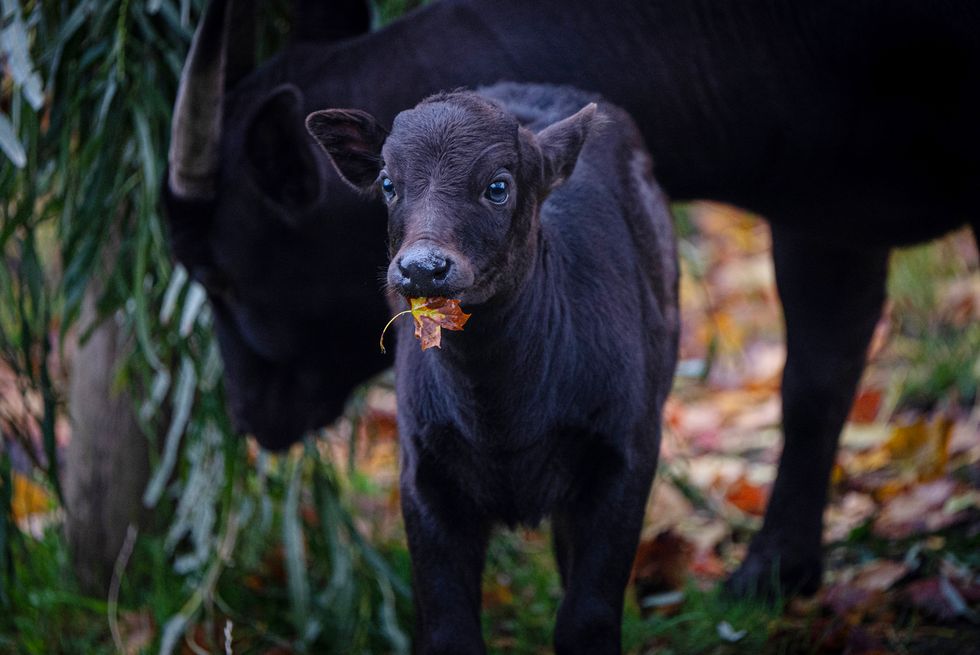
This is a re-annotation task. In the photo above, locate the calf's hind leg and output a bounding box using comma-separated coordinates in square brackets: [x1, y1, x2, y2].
[726, 226, 889, 598]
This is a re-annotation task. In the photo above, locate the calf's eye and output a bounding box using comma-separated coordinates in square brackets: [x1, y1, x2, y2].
[380, 175, 396, 202]
[485, 180, 508, 204]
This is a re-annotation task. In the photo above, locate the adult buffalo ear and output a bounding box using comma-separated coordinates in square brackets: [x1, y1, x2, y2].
[245, 84, 321, 211]
[305, 109, 388, 191]
[537, 102, 597, 190]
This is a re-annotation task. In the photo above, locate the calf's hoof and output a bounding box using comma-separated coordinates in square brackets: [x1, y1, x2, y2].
[417, 638, 485, 655]
[554, 604, 622, 655]
[723, 544, 822, 602]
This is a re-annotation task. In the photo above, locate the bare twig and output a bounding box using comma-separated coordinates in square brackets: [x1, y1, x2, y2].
[108, 523, 139, 654]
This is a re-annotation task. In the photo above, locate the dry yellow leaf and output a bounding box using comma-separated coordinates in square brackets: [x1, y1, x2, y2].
[11, 472, 52, 521]
[885, 416, 952, 481]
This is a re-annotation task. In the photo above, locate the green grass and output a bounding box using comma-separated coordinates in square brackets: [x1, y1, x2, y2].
[887, 232, 979, 410]
[625, 586, 787, 655]
[0, 530, 112, 654]
[478, 527, 786, 655]
[0, 451, 415, 654]
[482, 529, 562, 652]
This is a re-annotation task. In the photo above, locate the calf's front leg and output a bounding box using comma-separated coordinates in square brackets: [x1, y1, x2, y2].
[401, 448, 490, 655]
[727, 225, 889, 598]
[551, 435, 658, 655]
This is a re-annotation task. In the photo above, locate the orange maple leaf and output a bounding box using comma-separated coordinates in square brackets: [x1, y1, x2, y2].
[725, 476, 769, 516]
[379, 297, 471, 352]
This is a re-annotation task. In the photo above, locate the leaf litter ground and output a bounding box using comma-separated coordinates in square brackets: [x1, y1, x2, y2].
[330, 203, 979, 654]
[4, 204, 977, 654]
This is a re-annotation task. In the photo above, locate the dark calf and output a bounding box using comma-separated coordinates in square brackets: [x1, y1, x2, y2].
[307, 83, 678, 654]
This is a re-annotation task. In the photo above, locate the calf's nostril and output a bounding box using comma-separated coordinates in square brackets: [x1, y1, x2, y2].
[431, 257, 449, 280]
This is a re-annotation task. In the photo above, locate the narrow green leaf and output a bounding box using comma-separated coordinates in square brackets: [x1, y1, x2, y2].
[132, 108, 157, 189]
[178, 282, 207, 336]
[158, 613, 190, 655]
[313, 460, 353, 608]
[160, 263, 188, 324]
[39, 330, 65, 505]
[47, 1, 95, 83]
[199, 338, 223, 391]
[139, 368, 171, 422]
[0, 453, 12, 608]
[284, 456, 311, 640]
[95, 76, 118, 134]
[0, 114, 26, 169]
[143, 356, 197, 507]
[0, 0, 45, 109]
[378, 577, 410, 654]
[131, 182, 164, 371]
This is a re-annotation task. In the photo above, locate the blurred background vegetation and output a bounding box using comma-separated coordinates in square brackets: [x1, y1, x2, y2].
[1, 1, 977, 654]
[1, 1, 423, 652]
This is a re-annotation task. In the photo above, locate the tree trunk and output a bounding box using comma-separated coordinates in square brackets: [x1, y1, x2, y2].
[63, 275, 149, 596]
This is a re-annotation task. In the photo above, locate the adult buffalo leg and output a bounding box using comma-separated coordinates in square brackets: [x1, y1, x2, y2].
[727, 225, 890, 598]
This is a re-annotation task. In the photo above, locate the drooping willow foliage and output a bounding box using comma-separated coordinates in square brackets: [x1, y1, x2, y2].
[1, 1, 413, 652]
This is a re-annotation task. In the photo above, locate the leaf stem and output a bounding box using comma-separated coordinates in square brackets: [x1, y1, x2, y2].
[379, 309, 413, 353]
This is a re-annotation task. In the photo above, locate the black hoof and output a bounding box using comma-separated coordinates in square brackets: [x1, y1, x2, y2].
[723, 547, 822, 602]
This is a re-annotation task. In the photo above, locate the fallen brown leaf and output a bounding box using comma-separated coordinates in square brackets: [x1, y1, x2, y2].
[642, 480, 696, 539]
[873, 478, 962, 539]
[884, 416, 952, 481]
[824, 491, 877, 543]
[632, 530, 694, 599]
[850, 388, 884, 424]
[821, 583, 877, 623]
[850, 560, 909, 592]
[724, 476, 769, 516]
[690, 551, 726, 579]
[903, 576, 980, 622]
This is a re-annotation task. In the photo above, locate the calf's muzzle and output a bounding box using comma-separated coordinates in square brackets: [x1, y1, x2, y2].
[388, 242, 470, 298]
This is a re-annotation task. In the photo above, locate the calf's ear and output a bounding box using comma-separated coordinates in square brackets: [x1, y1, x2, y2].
[537, 103, 597, 189]
[305, 109, 388, 190]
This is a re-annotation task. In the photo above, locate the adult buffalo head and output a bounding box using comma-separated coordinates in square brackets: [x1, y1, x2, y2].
[163, 0, 389, 450]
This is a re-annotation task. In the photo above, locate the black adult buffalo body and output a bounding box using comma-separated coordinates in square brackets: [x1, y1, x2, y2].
[164, 0, 980, 598]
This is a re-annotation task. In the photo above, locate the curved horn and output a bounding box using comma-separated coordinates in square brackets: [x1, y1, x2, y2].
[168, 0, 254, 200]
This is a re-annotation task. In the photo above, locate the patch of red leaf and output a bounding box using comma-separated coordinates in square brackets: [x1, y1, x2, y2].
[724, 476, 769, 516]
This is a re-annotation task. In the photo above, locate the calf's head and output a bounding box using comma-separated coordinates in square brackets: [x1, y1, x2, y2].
[306, 92, 596, 305]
